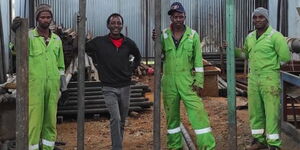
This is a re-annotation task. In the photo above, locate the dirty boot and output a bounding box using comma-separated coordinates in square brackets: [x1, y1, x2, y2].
[245, 139, 268, 150]
[268, 146, 280, 150]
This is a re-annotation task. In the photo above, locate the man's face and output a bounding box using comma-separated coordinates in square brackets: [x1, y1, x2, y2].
[107, 16, 123, 36]
[170, 12, 186, 26]
[37, 11, 52, 29]
[253, 14, 268, 30]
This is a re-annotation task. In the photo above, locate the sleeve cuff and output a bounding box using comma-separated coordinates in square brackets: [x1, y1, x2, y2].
[195, 67, 204, 72]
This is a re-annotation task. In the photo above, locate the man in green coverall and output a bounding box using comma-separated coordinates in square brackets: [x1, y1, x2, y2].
[153, 2, 216, 150]
[236, 8, 291, 150]
[24, 4, 65, 150]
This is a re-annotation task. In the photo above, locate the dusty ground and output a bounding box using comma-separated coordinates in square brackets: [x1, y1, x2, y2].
[56, 76, 298, 150]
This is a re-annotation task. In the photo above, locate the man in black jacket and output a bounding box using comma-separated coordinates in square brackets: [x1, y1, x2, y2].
[86, 13, 141, 150]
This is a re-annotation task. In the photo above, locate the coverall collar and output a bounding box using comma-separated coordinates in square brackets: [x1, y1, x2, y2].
[166, 26, 194, 49]
[253, 26, 273, 42]
[32, 28, 57, 47]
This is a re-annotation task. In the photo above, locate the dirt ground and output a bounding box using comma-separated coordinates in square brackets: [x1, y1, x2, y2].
[55, 76, 294, 150]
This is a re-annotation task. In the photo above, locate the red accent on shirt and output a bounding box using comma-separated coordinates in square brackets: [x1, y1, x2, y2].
[110, 37, 124, 48]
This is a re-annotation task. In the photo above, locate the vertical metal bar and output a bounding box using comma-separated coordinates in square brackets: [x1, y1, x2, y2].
[145, 0, 149, 65]
[280, 72, 285, 123]
[0, 7, 6, 83]
[28, 0, 35, 28]
[153, 0, 161, 149]
[16, 18, 29, 150]
[226, 0, 237, 149]
[77, 0, 86, 149]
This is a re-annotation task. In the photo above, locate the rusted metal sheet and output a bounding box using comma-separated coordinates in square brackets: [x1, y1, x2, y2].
[36, 0, 148, 57]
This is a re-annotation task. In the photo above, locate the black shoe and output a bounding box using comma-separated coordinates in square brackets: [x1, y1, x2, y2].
[268, 146, 280, 150]
[245, 139, 268, 150]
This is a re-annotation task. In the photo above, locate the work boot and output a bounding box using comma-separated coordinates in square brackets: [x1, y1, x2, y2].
[245, 139, 268, 150]
[268, 146, 280, 150]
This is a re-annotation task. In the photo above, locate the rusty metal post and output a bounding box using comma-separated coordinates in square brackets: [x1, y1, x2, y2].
[15, 18, 29, 150]
[153, 0, 162, 149]
[226, 0, 237, 149]
[77, 0, 86, 149]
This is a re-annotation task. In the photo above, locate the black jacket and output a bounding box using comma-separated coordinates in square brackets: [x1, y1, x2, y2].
[86, 34, 141, 87]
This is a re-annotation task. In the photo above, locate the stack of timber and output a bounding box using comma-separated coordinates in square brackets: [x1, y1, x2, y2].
[203, 53, 246, 73]
[218, 76, 247, 97]
[57, 81, 152, 116]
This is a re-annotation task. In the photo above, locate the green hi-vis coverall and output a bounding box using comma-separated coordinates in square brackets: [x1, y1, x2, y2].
[28, 29, 65, 150]
[161, 26, 216, 150]
[243, 26, 291, 147]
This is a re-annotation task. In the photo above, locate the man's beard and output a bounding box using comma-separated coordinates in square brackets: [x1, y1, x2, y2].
[39, 23, 50, 29]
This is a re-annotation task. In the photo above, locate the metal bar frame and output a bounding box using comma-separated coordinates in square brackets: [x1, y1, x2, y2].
[16, 18, 29, 150]
[226, 0, 237, 149]
[153, 0, 161, 149]
[77, 0, 86, 149]
[0, 6, 6, 83]
[280, 71, 300, 143]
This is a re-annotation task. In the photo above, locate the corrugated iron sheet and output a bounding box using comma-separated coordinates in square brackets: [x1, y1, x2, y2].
[161, 0, 256, 53]
[31, 0, 259, 57]
[288, 0, 300, 38]
[198, 0, 225, 53]
[1, 0, 12, 73]
[36, 0, 147, 57]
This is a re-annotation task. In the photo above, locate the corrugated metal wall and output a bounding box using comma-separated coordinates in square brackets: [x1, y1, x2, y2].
[13, 0, 29, 18]
[1, 0, 11, 73]
[32, 0, 259, 57]
[198, 0, 225, 53]
[198, 0, 255, 52]
[288, 0, 300, 38]
[235, 0, 256, 48]
[36, 0, 147, 57]
[161, 0, 256, 53]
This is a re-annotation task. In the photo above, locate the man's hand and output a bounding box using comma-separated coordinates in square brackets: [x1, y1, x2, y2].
[60, 75, 67, 92]
[11, 17, 22, 32]
[59, 91, 69, 106]
[191, 80, 203, 97]
[192, 85, 203, 97]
